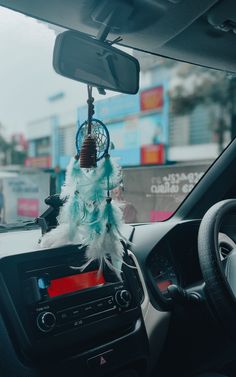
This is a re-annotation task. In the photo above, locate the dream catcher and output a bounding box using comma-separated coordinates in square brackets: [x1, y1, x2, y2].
[41, 85, 127, 277]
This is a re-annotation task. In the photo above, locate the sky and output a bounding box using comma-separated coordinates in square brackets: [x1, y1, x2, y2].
[0, 6, 116, 138]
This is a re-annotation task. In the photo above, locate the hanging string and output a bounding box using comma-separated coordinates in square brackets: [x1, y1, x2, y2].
[87, 85, 94, 135]
[80, 85, 97, 168]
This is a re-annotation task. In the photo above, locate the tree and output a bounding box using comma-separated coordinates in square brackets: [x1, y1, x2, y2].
[169, 63, 234, 153]
[0, 123, 10, 165]
[0, 124, 27, 166]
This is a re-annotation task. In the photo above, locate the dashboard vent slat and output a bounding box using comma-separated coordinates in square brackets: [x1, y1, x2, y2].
[219, 243, 233, 259]
[128, 255, 144, 305]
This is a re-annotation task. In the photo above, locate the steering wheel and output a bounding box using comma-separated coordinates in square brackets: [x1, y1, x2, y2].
[198, 199, 236, 337]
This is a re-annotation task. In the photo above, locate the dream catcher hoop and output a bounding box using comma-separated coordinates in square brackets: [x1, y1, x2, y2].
[76, 119, 110, 161]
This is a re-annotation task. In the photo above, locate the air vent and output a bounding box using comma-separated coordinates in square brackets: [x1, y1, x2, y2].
[128, 255, 144, 305]
[218, 233, 236, 260]
[219, 243, 233, 259]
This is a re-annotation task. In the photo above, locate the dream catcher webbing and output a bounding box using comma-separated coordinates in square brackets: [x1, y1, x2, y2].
[76, 118, 110, 163]
[41, 85, 128, 277]
[77, 85, 110, 168]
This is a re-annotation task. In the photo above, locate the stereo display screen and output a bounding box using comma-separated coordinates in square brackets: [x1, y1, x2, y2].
[47, 270, 105, 298]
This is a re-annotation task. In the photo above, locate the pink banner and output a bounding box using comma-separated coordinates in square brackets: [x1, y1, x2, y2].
[150, 210, 173, 222]
[17, 198, 39, 217]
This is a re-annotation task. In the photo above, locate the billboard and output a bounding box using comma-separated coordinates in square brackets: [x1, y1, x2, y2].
[139, 113, 167, 145]
[141, 144, 165, 165]
[108, 121, 124, 149]
[108, 112, 168, 167]
[0, 173, 50, 223]
[111, 148, 140, 167]
[25, 156, 51, 168]
[109, 113, 168, 147]
[122, 163, 209, 223]
[95, 94, 140, 122]
[17, 198, 39, 217]
[75, 81, 169, 167]
[140, 86, 164, 111]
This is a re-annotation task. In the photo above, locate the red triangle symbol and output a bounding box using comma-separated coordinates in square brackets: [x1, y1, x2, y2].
[100, 356, 107, 366]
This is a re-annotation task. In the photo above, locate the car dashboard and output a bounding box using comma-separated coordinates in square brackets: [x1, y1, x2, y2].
[0, 218, 235, 377]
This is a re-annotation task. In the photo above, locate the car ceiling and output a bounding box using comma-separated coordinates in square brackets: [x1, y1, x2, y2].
[1, 0, 236, 72]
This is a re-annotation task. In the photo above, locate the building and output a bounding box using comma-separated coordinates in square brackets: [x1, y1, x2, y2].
[26, 56, 225, 174]
[25, 83, 168, 173]
[136, 51, 228, 162]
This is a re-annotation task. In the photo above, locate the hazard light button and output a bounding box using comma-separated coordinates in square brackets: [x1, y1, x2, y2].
[87, 349, 114, 369]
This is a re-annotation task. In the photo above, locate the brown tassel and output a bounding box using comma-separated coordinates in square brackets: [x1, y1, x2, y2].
[80, 135, 97, 168]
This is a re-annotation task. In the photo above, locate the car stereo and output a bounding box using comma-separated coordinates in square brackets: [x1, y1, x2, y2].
[23, 256, 135, 338]
[0, 244, 144, 360]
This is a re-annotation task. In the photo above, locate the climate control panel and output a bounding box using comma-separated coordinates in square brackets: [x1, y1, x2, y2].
[35, 290, 133, 334]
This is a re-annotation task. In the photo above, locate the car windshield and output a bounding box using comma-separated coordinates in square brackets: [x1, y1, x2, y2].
[0, 7, 233, 225]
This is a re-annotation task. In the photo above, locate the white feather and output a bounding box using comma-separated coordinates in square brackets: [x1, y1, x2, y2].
[41, 155, 128, 279]
[60, 158, 76, 199]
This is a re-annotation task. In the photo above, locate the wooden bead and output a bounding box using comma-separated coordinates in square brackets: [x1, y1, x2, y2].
[80, 135, 97, 168]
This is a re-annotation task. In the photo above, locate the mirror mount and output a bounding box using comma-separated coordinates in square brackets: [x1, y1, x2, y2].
[91, 0, 134, 34]
[95, 23, 111, 95]
[97, 86, 106, 95]
[96, 18, 111, 42]
[95, 10, 124, 95]
[94, 6, 123, 44]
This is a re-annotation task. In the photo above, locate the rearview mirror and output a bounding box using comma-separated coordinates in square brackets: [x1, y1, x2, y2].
[53, 31, 140, 94]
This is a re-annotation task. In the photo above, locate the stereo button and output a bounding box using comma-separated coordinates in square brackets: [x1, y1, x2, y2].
[93, 297, 115, 313]
[115, 290, 132, 308]
[72, 319, 83, 327]
[95, 300, 105, 311]
[57, 310, 71, 323]
[71, 308, 80, 317]
[81, 304, 95, 316]
[37, 311, 56, 332]
[105, 297, 114, 308]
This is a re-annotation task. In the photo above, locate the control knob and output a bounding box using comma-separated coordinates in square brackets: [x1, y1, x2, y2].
[115, 289, 132, 308]
[37, 311, 56, 332]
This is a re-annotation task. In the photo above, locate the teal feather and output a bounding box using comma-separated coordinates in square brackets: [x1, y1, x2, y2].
[44, 152, 127, 278]
[79, 198, 125, 278]
[80, 171, 105, 203]
[102, 199, 123, 231]
[78, 155, 124, 277]
[85, 207, 104, 242]
[72, 156, 121, 204]
[95, 155, 122, 191]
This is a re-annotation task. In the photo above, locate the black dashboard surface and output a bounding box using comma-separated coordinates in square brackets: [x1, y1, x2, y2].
[131, 217, 236, 310]
[1, 216, 236, 311]
[1, 216, 236, 376]
[0, 228, 148, 377]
